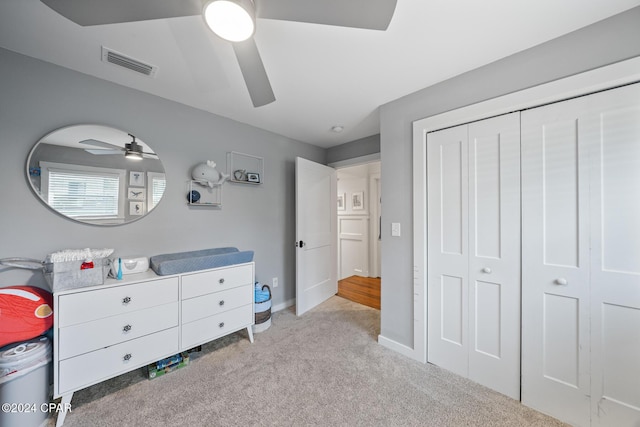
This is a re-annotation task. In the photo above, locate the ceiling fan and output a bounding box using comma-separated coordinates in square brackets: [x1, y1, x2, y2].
[40, 0, 398, 107]
[79, 134, 158, 161]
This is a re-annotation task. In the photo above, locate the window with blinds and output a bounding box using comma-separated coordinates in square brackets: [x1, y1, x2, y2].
[147, 172, 166, 210]
[40, 162, 126, 221]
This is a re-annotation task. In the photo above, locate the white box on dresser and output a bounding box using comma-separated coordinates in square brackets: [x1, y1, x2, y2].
[53, 262, 255, 427]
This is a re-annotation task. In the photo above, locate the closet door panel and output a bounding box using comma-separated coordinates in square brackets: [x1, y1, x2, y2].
[521, 99, 591, 427]
[427, 125, 469, 377]
[467, 113, 521, 399]
[585, 84, 640, 427]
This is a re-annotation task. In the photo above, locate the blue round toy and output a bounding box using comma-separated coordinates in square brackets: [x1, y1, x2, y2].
[187, 190, 201, 203]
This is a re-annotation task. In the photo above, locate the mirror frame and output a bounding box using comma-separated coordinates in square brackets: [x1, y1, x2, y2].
[26, 124, 166, 226]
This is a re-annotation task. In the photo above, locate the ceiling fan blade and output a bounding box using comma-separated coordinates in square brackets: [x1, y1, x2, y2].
[256, 0, 397, 31]
[142, 153, 159, 159]
[232, 39, 276, 108]
[84, 149, 123, 155]
[79, 139, 123, 150]
[41, 0, 202, 26]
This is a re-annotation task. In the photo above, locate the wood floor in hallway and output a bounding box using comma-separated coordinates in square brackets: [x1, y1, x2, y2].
[337, 275, 381, 310]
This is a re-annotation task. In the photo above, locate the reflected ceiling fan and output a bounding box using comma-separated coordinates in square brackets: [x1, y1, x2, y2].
[41, 0, 397, 107]
[80, 134, 158, 161]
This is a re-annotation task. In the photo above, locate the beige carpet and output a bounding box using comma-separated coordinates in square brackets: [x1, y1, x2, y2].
[49, 296, 566, 426]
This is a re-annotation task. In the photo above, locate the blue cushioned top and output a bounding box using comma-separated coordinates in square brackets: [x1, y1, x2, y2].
[150, 247, 254, 276]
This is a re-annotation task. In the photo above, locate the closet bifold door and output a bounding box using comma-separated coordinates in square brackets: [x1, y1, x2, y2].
[584, 84, 640, 427]
[427, 112, 520, 399]
[427, 124, 469, 378]
[521, 97, 591, 427]
[522, 82, 640, 427]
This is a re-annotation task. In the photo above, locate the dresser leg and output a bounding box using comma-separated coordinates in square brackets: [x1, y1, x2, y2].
[55, 393, 73, 427]
[247, 326, 254, 343]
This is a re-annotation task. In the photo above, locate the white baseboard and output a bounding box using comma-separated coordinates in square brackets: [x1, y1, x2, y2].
[378, 334, 420, 362]
[272, 298, 295, 313]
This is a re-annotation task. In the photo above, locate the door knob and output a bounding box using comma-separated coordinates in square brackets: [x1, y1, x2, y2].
[296, 240, 305, 248]
[554, 278, 568, 285]
[482, 267, 492, 274]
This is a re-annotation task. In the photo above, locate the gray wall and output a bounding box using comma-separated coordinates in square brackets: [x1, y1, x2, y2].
[326, 133, 380, 164]
[379, 6, 640, 347]
[0, 48, 325, 308]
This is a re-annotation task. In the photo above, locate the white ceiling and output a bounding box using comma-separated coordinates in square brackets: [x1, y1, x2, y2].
[1, 1, 638, 148]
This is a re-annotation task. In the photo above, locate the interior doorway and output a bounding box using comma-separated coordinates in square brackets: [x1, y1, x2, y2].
[335, 160, 381, 309]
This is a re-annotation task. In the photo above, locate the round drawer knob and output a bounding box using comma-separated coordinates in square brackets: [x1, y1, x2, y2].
[122, 296, 132, 304]
[219, 300, 225, 306]
[482, 267, 492, 274]
[123, 353, 132, 361]
[123, 324, 132, 332]
[554, 278, 568, 286]
[219, 322, 225, 328]
[219, 278, 225, 284]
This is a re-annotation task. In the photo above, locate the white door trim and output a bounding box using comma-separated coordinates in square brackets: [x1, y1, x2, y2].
[410, 56, 640, 364]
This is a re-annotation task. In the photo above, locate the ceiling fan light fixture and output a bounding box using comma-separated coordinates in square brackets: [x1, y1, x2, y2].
[125, 141, 144, 161]
[203, 0, 256, 43]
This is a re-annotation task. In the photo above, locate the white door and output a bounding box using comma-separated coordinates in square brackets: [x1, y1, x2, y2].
[521, 98, 591, 426]
[427, 124, 469, 377]
[584, 85, 640, 427]
[295, 157, 337, 316]
[522, 83, 640, 427]
[427, 113, 521, 398]
[467, 113, 521, 399]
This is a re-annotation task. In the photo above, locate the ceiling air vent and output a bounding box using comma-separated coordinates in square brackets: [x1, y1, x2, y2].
[101, 47, 157, 77]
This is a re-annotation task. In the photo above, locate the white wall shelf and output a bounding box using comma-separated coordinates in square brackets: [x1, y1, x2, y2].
[186, 180, 222, 206]
[226, 151, 263, 185]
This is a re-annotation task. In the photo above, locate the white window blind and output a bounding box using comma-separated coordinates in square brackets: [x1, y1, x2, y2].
[147, 172, 166, 210]
[48, 170, 120, 218]
[40, 162, 126, 221]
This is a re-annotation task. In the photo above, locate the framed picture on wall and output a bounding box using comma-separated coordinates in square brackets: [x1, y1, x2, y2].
[128, 187, 145, 200]
[129, 171, 144, 186]
[129, 201, 145, 216]
[337, 193, 345, 210]
[352, 191, 364, 210]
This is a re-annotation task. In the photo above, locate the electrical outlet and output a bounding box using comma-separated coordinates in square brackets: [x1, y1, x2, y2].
[391, 222, 401, 237]
[272, 277, 278, 288]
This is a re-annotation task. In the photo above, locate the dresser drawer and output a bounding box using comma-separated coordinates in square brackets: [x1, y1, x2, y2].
[181, 304, 252, 350]
[58, 327, 179, 395]
[59, 302, 178, 360]
[58, 277, 178, 327]
[181, 264, 253, 299]
[182, 284, 252, 324]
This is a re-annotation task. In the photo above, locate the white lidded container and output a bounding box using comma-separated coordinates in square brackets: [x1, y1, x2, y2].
[0, 336, 52, 427]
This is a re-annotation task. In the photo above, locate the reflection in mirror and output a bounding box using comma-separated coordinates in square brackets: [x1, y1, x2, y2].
[26, 124, 166, 225]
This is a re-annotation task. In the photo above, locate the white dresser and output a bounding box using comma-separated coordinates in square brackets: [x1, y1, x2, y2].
[53, 262, 254, 427]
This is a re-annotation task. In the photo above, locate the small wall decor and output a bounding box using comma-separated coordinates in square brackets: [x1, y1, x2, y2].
[352, 191, 364, 210]
[192, 160, 229, 187]
[227, 151, 264, 185]
[129, 201, 145, 215]
[337, 193, 345, 211]
[128, 187, 145, 200]
[129, 171, 144, 186]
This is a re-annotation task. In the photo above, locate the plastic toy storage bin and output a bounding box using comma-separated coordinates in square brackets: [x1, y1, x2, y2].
[0, 337, 52, 427]
[43, 258, 110, 292]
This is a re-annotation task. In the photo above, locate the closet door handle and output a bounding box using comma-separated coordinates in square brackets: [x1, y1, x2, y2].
[122, 324, 132, 332]
[482, 267, 492, 274]
[554, 278, 568, 286]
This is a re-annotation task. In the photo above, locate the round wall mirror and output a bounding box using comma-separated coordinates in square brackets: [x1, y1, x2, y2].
[26, 124, 166, 225]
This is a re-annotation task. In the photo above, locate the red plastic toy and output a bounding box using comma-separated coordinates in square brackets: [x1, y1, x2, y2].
[0, 286, 53, 347]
